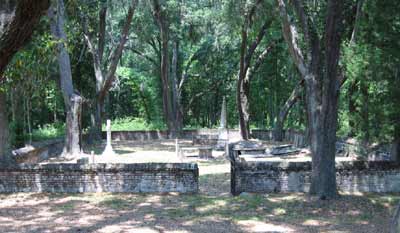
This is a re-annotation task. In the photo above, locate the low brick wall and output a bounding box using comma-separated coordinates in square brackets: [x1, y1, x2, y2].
[106, 129, 240, 141]
[231, 160, 400, 195]
[0, 163, 199, 193]
[105, 129, 304, 143]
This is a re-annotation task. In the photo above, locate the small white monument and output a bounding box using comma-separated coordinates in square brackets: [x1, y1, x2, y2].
[216, 97, 228, 150]
[102, 119, 116, 156]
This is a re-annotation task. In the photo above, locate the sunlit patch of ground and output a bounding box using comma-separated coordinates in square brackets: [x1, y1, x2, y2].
[41, 139, 359, 164]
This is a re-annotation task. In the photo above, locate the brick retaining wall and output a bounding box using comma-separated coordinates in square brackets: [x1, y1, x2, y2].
[231, 160, 400, 195]
[0, 163, 199, 193]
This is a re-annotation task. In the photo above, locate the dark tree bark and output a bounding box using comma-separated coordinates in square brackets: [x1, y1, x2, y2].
[150, 0, 176, 136]
[278, 0, 346, 199]
[49, 0, 83, 157]
[0, 91, 9, 160]
[273, 80, 303, 141]
[0, 0, 49, 162]
[0, 0, 50, 78]
[83, 0, 137, 141]
[171, 39, 183, 134]
[348, 79, 358, 137]
[360, 80, 369, 144]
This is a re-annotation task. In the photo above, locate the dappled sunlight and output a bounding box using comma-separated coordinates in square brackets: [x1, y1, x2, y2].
[1, 158, 399, 232]
[237, 220, 295, 232]
[272, 207, 287, 216]
[0, 191, 398, 232]
[302, 219, 330, 227]
[268, 193, 306, 203]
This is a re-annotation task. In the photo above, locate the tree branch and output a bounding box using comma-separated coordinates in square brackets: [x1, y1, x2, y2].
[99, 0, 137, 102]
[128, 46, 157, 65]
[277, 0, 308, 77]
[179, 52, 199, 91]
[98, 4, 107, 64]
[244, 19, 272, 71]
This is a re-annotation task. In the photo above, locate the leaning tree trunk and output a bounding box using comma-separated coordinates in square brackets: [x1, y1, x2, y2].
[237, 24, 250, 140]
[49, 0, 82, 156]
[273, 81, 303, 141]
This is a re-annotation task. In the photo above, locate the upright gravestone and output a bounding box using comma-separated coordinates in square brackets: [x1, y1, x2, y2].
[216, 97, 228, 151]
[102, 119, 116, 156]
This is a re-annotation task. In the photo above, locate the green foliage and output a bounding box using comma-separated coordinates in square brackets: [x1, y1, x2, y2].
[31, 122, 65, 142]
[102, 117, 165, 131]
[2, 0, 400, 147]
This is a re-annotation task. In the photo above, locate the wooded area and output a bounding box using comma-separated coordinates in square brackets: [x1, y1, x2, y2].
[2, 1, 400, 232]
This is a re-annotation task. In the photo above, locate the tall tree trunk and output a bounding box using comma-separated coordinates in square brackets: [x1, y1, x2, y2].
[273, 81, 303, 141]
[278, 0, 345, 199]
[237, 7, 270, 140]
[160, 24, 174, 135]
[49, 0, 82, 156]
[151, 0, 175, 136]
[171, 39, 183, 135]
[348, 79, 358, 137]
[392, 126, 400, 163]
[12, 86, 25, 148]
[360, 80, 369, 144]
[0, 91, 9, 161]
[237, 19, 249, 139]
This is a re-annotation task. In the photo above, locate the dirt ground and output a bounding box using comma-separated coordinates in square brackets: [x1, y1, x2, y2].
[1, 140, 398, 233]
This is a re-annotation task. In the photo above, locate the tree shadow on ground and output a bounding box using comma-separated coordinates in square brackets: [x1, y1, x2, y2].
[0, 171, 399, 233]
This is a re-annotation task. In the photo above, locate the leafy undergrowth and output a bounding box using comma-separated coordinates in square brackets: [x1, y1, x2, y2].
[31, 122, 65, 141]
[102, 117, 166, 131]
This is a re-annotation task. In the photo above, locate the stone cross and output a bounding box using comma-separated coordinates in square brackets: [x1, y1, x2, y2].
[220, 97, 227, 129]
[102, 119, 116, 156]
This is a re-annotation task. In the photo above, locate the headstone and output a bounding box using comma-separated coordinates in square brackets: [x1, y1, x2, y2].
[91, 151, 95, 163]
[216, 97, 228, 151]
[102, 119, 116, 156]
[77, 157, 89, 164]
[199, 146, 213, 159]
[220, 97, 227, 129]
[176, 138, 180, 158]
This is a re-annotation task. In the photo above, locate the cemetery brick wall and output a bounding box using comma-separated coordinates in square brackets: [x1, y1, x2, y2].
[231, 161, 400, 195]
[107, 129, 305, 145]
[0, 163, 199, 193]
